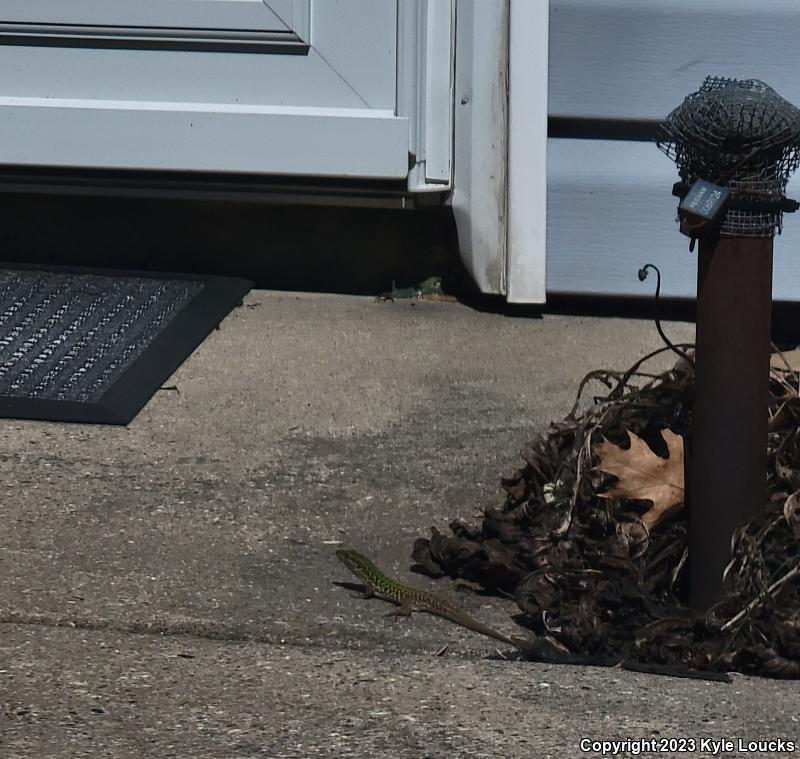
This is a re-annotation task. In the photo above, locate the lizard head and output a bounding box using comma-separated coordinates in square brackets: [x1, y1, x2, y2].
[335, 548, 372, 580]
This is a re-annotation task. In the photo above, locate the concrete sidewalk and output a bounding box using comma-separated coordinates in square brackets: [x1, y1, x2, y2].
[2, 292, 797, 758]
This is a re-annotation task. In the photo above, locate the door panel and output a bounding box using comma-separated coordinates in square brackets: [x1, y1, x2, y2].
[0, 98, 410, 176]
[0, 46, 370, 107]
[0, 0, 408, 178]
[0, 1, 291, 32]
[0, 1, 302, 55]
[311, 1, 398, 109]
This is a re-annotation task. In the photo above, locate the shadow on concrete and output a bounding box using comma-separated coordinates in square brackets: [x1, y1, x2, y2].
[4, 191, 800, 340]
[0, 192, 473, 297]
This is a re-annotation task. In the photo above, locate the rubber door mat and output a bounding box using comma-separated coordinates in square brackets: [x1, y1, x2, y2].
[0, 263, 252, 424]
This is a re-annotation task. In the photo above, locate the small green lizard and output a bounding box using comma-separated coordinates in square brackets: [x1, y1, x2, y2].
[336, 548, 518, 648]
[335, 549, 733, 681]
[377, 276, 456, 302]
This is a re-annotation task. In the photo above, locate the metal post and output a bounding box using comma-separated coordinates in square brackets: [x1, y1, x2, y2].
[689, 237, 773, 609]
[659, 76, 800, 610]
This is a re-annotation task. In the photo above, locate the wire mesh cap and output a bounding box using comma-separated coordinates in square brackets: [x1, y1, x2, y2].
[659, 76, 800, 237]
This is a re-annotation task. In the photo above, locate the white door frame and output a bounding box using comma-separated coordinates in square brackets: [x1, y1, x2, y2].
[450, 0, 548, 303]
[506, 0, 548, 303]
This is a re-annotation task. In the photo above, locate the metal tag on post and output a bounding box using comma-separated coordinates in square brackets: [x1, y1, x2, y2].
[677, 179, 730, 238]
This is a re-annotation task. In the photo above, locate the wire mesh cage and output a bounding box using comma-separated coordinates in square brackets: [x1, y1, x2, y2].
[659, 77, 800, 237]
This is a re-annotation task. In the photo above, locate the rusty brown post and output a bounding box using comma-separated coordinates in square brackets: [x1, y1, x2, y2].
[690, 237, 773, 609]
[659, 77, 800, 610]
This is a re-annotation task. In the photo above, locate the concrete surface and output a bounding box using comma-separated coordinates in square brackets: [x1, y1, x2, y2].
[1, 292, 797, 758]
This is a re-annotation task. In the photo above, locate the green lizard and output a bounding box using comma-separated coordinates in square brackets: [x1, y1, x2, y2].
[334, 549, 733, 681]
[377, 276, 456, 302]
[336, 548, 518, 648]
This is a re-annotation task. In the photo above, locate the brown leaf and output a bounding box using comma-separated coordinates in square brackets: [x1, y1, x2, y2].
[617, 520, 650, 559]
[501, 470, 527, 500]
[769, 402, 791, 433]
[592, 429, 684, 531]
[776, 461, 800, 491]
[673, 350, 695, 377]
[784, 491, 800, 538]
[770, 348, 800, 372]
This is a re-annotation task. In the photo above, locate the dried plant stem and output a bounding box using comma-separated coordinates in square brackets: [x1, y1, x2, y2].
[611, 344, 694, 400]
[770, 341, 795, 374]
[770, 341, 800, 395]
[721, 563, 800, 632]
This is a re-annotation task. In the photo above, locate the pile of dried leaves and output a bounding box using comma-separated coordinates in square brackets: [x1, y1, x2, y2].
[413, 345, 800, 678]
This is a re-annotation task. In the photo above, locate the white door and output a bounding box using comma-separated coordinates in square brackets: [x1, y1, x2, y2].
[0, 0, 409, 177]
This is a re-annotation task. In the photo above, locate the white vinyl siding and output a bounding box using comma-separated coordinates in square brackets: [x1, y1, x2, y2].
[548, 0, 800, 300]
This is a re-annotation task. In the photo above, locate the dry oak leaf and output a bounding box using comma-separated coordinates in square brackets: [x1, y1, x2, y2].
[785, 491, 800, 538]
[592, 428, 684, 531]
[770, 348, 800, 373]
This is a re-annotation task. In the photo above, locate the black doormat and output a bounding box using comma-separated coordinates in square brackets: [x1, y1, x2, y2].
[0, 263, 252, 424]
